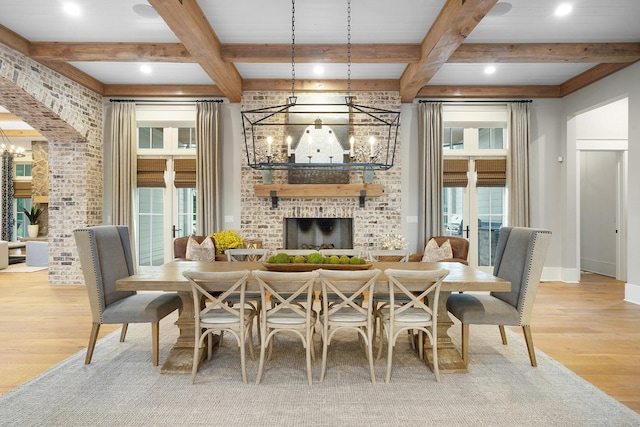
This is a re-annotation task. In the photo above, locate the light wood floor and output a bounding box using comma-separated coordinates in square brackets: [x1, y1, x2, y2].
[1, 270, 639, 413]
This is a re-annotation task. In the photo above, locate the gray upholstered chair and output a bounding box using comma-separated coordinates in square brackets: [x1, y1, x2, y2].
[74, 225, 182, 366]
[446, 227, 552, 367]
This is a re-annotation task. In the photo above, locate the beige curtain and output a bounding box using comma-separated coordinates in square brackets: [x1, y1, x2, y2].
[418, 102, 443, 248]
[195, 102, 222, 235]
[110, 102, 137, 229]
[508, 102, 531, 227]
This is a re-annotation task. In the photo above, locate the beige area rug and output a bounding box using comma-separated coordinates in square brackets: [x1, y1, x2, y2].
[0, 263, 47, 273]
[0, 313, 638, 427]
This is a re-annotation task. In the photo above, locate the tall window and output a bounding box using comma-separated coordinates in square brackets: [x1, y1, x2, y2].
[441, 105, 508, 271]
[136, 122, 197, 266]
[13, 161, 33, 240]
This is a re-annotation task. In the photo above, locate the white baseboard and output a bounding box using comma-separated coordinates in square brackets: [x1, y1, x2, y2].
[624, 283, 640, 305]
[540, 267, 578, 283]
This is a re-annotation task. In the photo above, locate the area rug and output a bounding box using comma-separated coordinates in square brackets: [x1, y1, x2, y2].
[0, 263, 47, 273]
[1, 315, 638, 427]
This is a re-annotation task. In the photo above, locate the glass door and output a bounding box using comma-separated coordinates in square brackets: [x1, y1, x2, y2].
[137, 159, 197, 266]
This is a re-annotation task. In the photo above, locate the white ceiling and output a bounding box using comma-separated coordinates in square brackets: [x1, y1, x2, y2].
[1, 0, 638, 86]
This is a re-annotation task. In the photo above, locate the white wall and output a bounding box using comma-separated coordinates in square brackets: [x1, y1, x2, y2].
[560, 62, 640, 303]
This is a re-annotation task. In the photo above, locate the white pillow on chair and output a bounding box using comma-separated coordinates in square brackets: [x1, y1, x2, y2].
[421, 238, 453, 262]
[185, 236, 216, 262]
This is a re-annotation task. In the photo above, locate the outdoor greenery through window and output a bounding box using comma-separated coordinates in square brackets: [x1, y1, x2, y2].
[15, 163, 32, 177]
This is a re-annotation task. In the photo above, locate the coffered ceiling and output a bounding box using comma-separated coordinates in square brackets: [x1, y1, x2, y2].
[0, 0, 639, 105]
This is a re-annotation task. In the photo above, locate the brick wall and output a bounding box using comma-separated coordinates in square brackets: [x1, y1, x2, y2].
[240, 91, 402, 252]
[0, 44, 103, 284]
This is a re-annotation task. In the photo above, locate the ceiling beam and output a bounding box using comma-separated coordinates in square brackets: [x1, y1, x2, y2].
[0, 113, 23, 121]
[0, 24, 30, 55]
[30, 42, 194, 63]
[148, 0, 241, 102]
[38, 60, 104, 94]
[0, 129, 42, 137]
[103, 84, 224, 97]
[24, 40, 640, 64]
[221, 43, 420, 63]
[243, 79, 399, 92]
[417, 85, 560, 98]
[559, 62, 637, 96]
[400, 0, 498, 103]
[450, 43, 640, 63]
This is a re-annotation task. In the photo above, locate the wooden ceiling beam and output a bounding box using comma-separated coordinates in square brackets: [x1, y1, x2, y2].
[37, 60, 104, 94]
[242, 79, 399, 92]
[559, 62, 637, 96]
[221, 43, 420, 63]
[400, 0, 498, 103]
[0, 113, 23, 121]
[24, 40, 640, 64]
[0, 24, 30, 55]
[30, 42, 194, 62]
[451, 43, 640, 63]
[103, 84, 224, 97]
[148, 0, 242, 102]
[0, 129, 42, 137]
[417, 85, 561, 98]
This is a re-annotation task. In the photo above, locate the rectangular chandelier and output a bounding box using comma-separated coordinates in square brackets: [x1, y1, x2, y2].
[241, 96, 400, 171]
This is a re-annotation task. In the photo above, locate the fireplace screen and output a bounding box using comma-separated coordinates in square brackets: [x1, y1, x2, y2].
[284, 218, 353, 250]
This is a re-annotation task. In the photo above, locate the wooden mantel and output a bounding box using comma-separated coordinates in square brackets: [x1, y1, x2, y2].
[254, 184, 384, 198]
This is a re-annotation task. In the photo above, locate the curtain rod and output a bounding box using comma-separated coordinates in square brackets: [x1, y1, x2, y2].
[109, 99, 223, 104]
[418, 99, 532, 103]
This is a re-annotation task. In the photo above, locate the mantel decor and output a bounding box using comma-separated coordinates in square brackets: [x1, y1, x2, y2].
[240, 0, 400, 175]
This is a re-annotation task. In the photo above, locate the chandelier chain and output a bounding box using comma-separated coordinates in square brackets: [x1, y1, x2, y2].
[291, 0, 296, 99]
[347, 0, 352, 96]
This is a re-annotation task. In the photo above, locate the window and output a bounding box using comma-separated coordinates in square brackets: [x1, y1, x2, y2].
[136, 121, 197, 266]
[138, 127, 164, 149]
[15, 163, 32, 177]
[441, 105, 508, 271]
[443, 127, 464, 150]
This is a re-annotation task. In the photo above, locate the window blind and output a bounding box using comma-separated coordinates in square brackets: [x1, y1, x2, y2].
[475, 159, 506, 187]
[137, 158, 166, 187]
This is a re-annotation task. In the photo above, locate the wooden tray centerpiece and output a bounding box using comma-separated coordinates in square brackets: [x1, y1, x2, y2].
[262, 262, 372, 272]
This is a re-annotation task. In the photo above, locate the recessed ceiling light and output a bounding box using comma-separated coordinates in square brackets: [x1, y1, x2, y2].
[313, 65, 324, 76]
[133, 4, 160, 19]
[555, 3, 573, 17]
[140, 65, 152, 74]
[484, 65, 496, 75]
[63, 2, 81, 17]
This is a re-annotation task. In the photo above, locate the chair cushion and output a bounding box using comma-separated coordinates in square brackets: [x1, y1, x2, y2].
[267, 308, 316, 325]
[380, 307, 432, 323]
[185, 236, 216, 262]
[328, 308, 367, 323]
[201, 310, 253, 325]
[446, 293, 520, 326]
[101, 292, 181, 324]
[421, 238, 453, 262]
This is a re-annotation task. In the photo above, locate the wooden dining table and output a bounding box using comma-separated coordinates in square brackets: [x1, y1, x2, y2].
[116, 260, 510, 374]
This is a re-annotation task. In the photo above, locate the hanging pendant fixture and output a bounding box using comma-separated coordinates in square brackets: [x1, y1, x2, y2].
[241, 0, 400, 172]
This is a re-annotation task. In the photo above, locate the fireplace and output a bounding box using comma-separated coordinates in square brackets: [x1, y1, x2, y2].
[284, 218, 353, 250]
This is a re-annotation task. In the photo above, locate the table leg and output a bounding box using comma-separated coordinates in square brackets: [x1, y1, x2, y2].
[160, 290, 216, 374]
[422, 290, 468, 373]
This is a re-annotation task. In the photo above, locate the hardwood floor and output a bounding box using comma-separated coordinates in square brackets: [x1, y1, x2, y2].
[1, 269, 639, 414]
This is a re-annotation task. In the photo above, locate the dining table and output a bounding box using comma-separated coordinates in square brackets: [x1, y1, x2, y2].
[116, 260, 510, 374]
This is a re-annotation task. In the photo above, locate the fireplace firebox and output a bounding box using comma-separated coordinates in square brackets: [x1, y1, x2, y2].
[284, 218, 353, 250]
